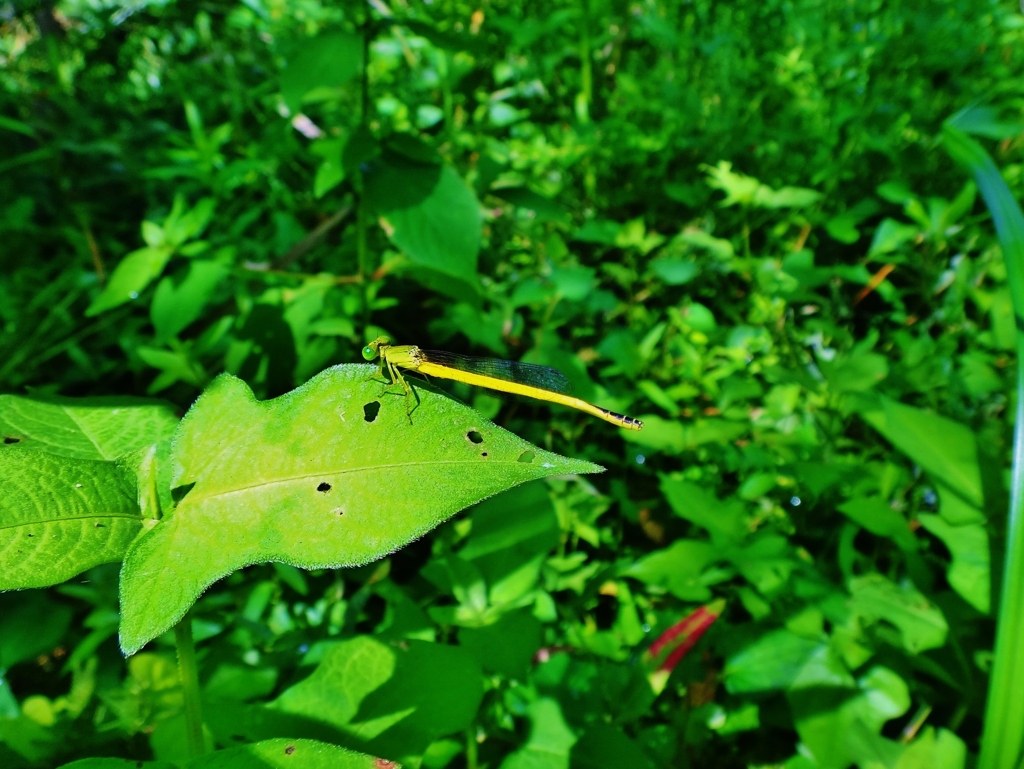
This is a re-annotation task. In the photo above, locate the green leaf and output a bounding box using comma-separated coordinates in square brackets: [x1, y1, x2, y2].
[365, 153, 481, 283]
[917, 515, 990, 614]
[501, 698, 577, 769]
[622, 538, 719, 601]
[151, 260, 229, 343]
[204, 637, 483, 764]
[118, 365, 599, 654]
[0, 593, 72, 669]
[491, 187, 570, 225]
[895, 727, 968, 769]
[724, 630, 826, 694]
[57, 759, 178, 769]
[459, 609, 542, 679]
[649, 258, 700, 285]
[837, 496, 917, 552]
[0, 450, 143, 590]
[281, 30, 363, 112]
[182, 739, 386, 769]
[85, 246, 175, 316]
[857, 395, 983, 508]
[312, 137, 346, 198]
[0, 394, 178, 460]
[848, 574, 948, 653]
[868, 218, 919, 257]
[572, 724, 656, 769]
[819, 352, 888, 393]
[660, 475, 748, 544]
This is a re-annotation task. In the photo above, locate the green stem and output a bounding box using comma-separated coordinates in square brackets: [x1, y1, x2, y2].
[576, 0, 592, 124]
[173, 612, 205, 759]
[465, 727, 478, 769]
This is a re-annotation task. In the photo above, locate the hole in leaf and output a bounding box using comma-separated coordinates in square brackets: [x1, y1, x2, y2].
[27, 533, 34, 537]
[364, 401, 381, 422]
[481, 452, 488, 457]
[171, 482, 196, 503]
[3, 436, 20, 444]
[317, 482, 331, 493]
[466, 430, 484, 444]
[284, 745, 296, 755]
[517, 451, 535, 463]
[94, 523, 104, 528]
[332, 507, 345, 516]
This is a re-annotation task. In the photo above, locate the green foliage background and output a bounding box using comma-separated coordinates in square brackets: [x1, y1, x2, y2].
[2, 0, 1024, 766]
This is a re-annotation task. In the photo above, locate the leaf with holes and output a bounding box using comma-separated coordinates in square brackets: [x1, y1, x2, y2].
[0, 450, 144, 590]
[118, 364, 601, 654]
[0, 394, 178, 460]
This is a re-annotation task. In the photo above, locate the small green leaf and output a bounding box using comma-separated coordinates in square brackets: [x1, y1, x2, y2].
[86, 245, 175, 316]
[622, 538, 719, 601]
[918, 515, 990, 614]
[857, 395, 983, 508]
[118, 365, 600, 654]
[0, 593, 72, 669]
[724, 630, 826, 694]
[501, 698, 577, 769]
[151, 260, 229, 343]
[848, 574, 948, 653]
[203, 637, 483, 763]
[660, 476, 748, 544]
[366, 153, 481, 283]
[458, 609, 542, 679]
[0, 450, 143, 590]
[281, 30, 363, 112]
[837, 496, 917, 551]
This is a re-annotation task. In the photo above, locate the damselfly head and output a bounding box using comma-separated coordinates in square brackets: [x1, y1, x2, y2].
[361, 335, 391, 361]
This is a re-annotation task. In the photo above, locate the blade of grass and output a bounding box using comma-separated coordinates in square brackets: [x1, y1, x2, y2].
[944, 122, 1024, 769]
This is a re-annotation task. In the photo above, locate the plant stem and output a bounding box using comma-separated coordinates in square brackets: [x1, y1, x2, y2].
[173, 612, 206, 759]
[576, 0, 592, 124]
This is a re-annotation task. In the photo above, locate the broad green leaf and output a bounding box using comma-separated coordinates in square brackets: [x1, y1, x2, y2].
[622, 539, 719, 601]
[85, 245, 174, 316]
[826, 199, 882, 244]
[459, 609, 542, 679]
[837, 496, 917, 552]
[572, 724, 656, 769]
[119, 365, 599, 654]
[204, 637, 483, 764]
[184, 739, 386, 769]
[918, 515, 990, 614]
[57, 760, 176, 769]
[895, 727, 968, 769]
[457, 482, 560, 614]
[724, 630, 826, 694]
[501, 698, 577, 769]
[660, 475, 748, 544]
[0, 394, 178, 460]
[857, 395, 983, 508]
[0, 593, 72, 669]
[649, 258, 700, 285]
[789, 663, 909, 769]
[624, 417, 748, 454]
[0, 450, 143, 590]
[848, 574, 948, 653]
[281, 30, 362, 112]
[491, 187, 570, 225]
[868, 218, 919, 257]
[365, 153, 481, 283]
[151, 260, 229, 343]
[819, 352, 888, 393]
